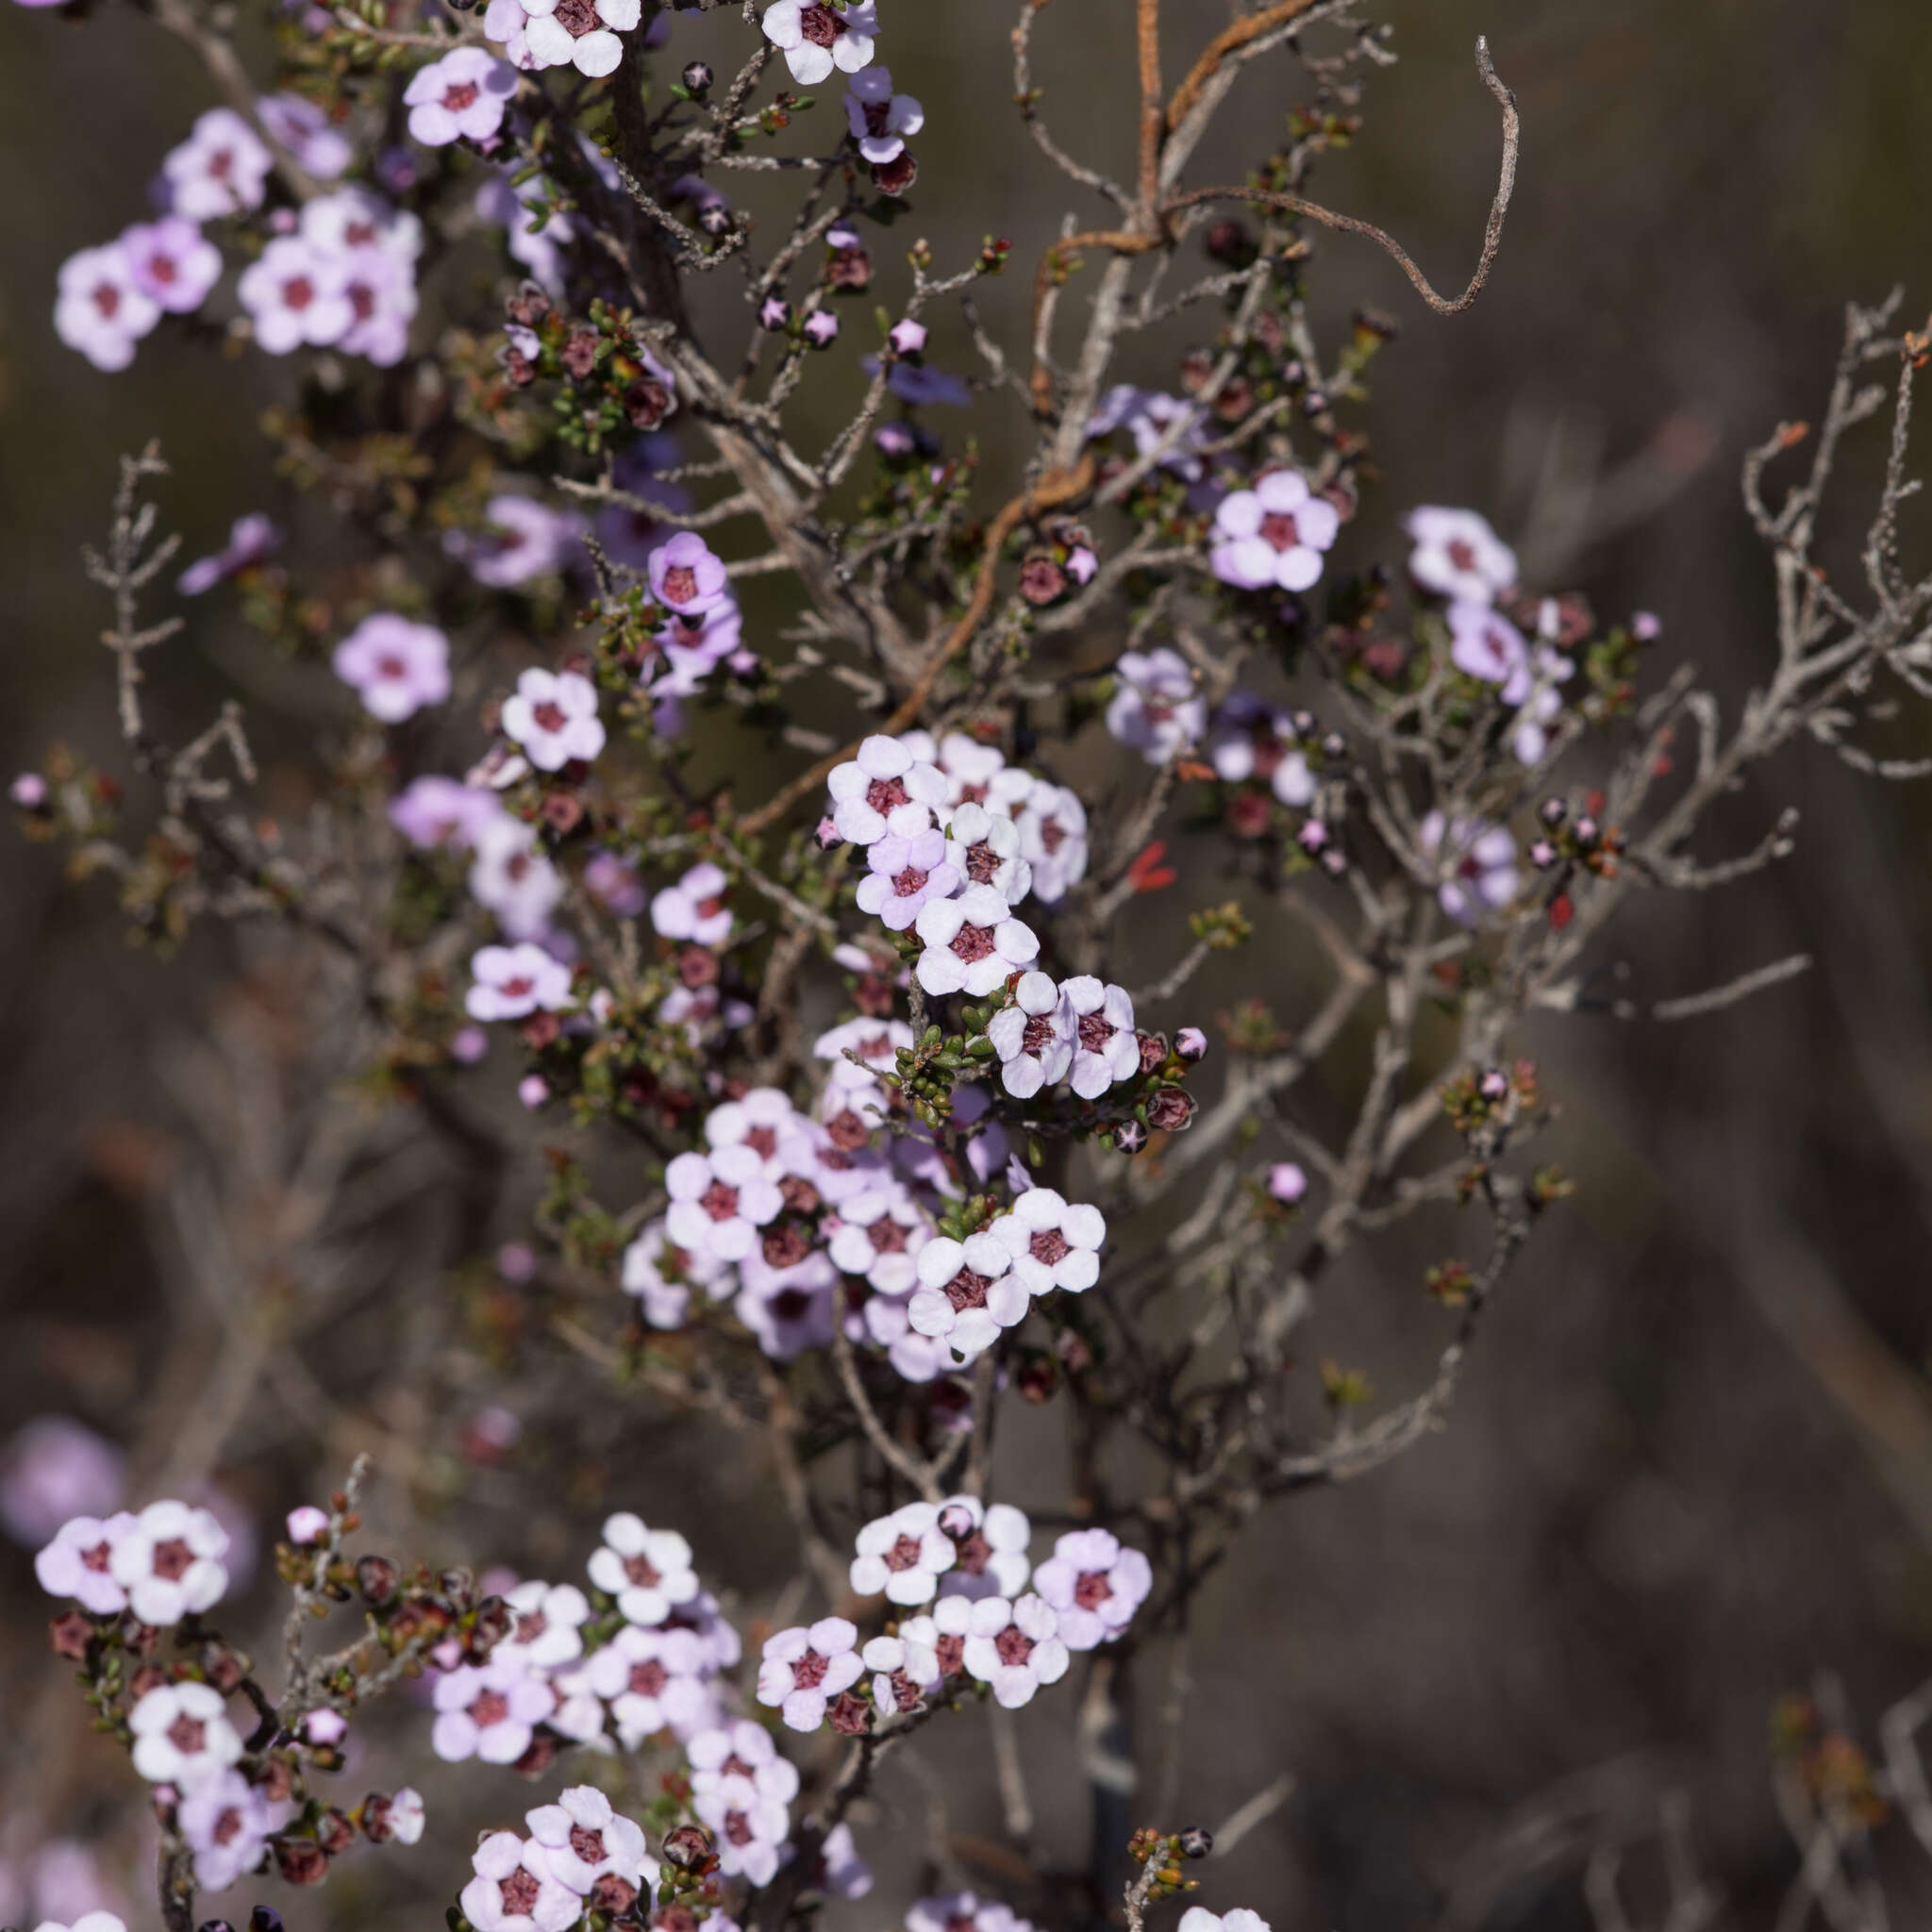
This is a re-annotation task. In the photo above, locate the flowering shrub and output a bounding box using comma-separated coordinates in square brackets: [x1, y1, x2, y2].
[17, 0, 1932, 1928]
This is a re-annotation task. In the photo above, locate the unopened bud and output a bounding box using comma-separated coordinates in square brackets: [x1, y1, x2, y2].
[357, 1555, 399, 1605]
[681, 59, 713, 95]
[1176, 1827, 1214, 1859]
[275, 1840, 328, 1887]
[660, 1824, 716, 1871]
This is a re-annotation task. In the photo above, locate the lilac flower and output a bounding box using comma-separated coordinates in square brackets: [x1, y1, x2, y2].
[121, 218, 221, 314]
[918, 731, 1035, 815]
[587, 1512, 699, 1625]
[815, 1017, 915, 1089]
[909, 1895, 1039, 1932]
[936, 1496, 1033, 1598]
[826, 1186, 928, 1294]
[704, 1088, 803, 1175]
[486, 0, 639, 77]
[1087, 383, 1208, 479]
[665, 1145, 784, 1264]
[430, 1660, 555, 1764]
[908, 1231, 1026, 1360]
[692, 1772, 790, 1887]
[857, 826, 960, 930]
[736, 1251, 839, 1360]
[888, 315, 927, 355]
[959, 1593, 1069, 1707]
[503, 668, 606, 770]
[1177, 1911, 1271, 1932]
[466, 942, 575, 1021]
[1, 1418, 123, 1548]
[914, 884, 1040, 998]
[945, 802, 1032, 903]
[843, 63, 921, 160]
[1406, 506, 1517, 606]
[1268, 1162, 1307, 1204]
[757, 1615, 864, 1731]
[54, 243, 159, 372]
[460, 1833, 580, 1932]
[257, 93, 351, 176]
[238, 237, 352, 354]
[162, 108, 271, 220]
[1210, 470, 1341, 591]
[177, 514, 279, 595]
[1030, 1528, 1151, 1650]
[301, 185, 424, 268]
[177, 1771, 287, 1891]
[524, 1787, 655, 1896]
[332, 613, 449, 722]
[649, 531, 729, 620]
[390, 776, 501, 850]
[470, 816, 563, 939]
[827, 734, 948, 847]
[689, 1718, 800, 1806]
[1061, 976, 1138, 1098]
[850, 1502, 957, 1605]
[1107, 647, 1206, 764]
[34, 1512, 137, 1614]
[762, 0, 878, 85]
[805, 309, 841, 348]
[406, 47, 518, 145]
[862, 1622, 941, 1712]
[987, 972, 1072, 1099]
[621, 1222, 725, 1329]
[991, 1189, 1104, 1295]
[1448, 599, 1529, 687]
[577, 1624, 712, 1746]
[109, 1499, 228, 1625]
[458, 495, 584, 587]
[129, 1682, 242, 1786]
[815, 1822, 874, 1899]
[1016, 784, 1089, 903]
[496, 1579, 591, 1671]
[1208, 693, 1315, 807]
[651, 862, 734, 946]
[1419, 809, 1518, 925]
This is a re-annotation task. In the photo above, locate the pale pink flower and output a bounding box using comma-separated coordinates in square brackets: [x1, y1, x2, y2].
[466, 941, 575, 1021]
[1406, 506, 1516, 606]
[470, 816, 563, 939]
[389, 776, 502, 850]
[1177, 1910, 1271, 1932]
[914, 884, 1039, 998]
[621, 1222, 728, 1329]
[332, 613, 449, 722]
[857, 826, 960, 929]
[459, 1833, 580, 1932]
[827, 734, 947, 848]
[908, 1232, 1026, 1360]
[1447, 599, 1529, 687]
[54, 243, 159, 372]
[935, 1496, 1032, 1598]
[651, 862, 733, 946]
[162, 108, 271, 220]
[665, 1145, 784, 1264]
[177, 513, 278, 595]
[1210, 470, 1340, 591]
[648, 531, 729, 619]
[1207, 693, 1316, 807]
[109, 1500, 228, 1624]
[826, 1186, 927, 1295]
[178, 1771, 288, 1891]
[258, 92, 354, 177]
[850, 1502, 956, 1605]
[1015, 784, 1089, 903]
[496, 1579, 591, 1672]
[991, 1189, 1104, 1295]
[502, 667, 605, 770]
[1268, 1162, 1307, 1204]
[577, 1624, 712, 1746]
[34, 1512, 136, 1615]
[2, 1418, 124, 1548]
[757, 1615, 863, 1731]
[129, 1682, 242, 1786]
[843, 66, 921, 163]
[405, 46, 518, 145]
[959, 1592, 1069, 1707]
[814, 1016, 914, 1089]
[1061, 975, 1138, 1098]
[1419, 809, 1518, 925]
[1030, 1528, 1151, 1650]
[238, 236, 352, 354]
[762, 0, 878, 86]
[587, 1512, 699, 1626]
[121, 218, 222, 314]
[524, 1786, 655, 1895]
[1107, 647, 1206, 764]
[430, 1660, 555, 1763]
[944, 802, 1031, 904]
[986, 972, 1072, 1099]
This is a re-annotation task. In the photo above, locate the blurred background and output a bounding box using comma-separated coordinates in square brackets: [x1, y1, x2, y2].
[7, 1, 1932, 1927]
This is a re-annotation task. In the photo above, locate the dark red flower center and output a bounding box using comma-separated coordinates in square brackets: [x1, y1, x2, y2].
[1077, 1010, 1115, 1052]
[1028, 1228, 1070, 1267]
[865, 774, 909, 814]
[699, 1180, 740, 1222]
[629, 1658, 669, 1696]
[167, 1714, 208, 1755]
[1445, 538, 1479, 574]
[1021, 1012, 1058, 1055]
[993, 1624, 1035, 1666]
[883, 1532, 924, 1572]
[891, 865, 929, 897]
[791, 1646, 831, 1690]
[1074, 1569, 1114, 1608]
[1259, 510, 1302, 552]
[1038, 815, 1067, 855]
[797, 2, 844, 46]
[471, 1689, 510, 1727]
[81, 1540, 113, 1573]
[554, 0, 599, 35]
[282, 275, 314, 311]
[661, 564, 699, 605]
[624, 1551, 661, 1588]
[744, 1124, 779, 1159]
[500, 1868, 541, 1915]
[866, 1214, 908, 1255]
[152, 1537, 194, 1581]
[442, 80, 479, 111]
[571, 1824, 608, 1863]
[942, 1267, 991, 1312]
[92, 282, 122, 319]
[949, 921, 996, 963]
[533, 701, 566, 733]
[963, 841, 1001, 883]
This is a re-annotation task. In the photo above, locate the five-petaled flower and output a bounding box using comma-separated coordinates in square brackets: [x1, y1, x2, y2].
[762, 0, 879, 86]
[1209, 470, 1341, 591]
[756, 1615, 864, 1731]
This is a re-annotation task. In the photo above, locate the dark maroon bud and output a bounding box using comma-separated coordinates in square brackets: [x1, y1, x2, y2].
[870, 151, 917, 196]
[591, 1874, 640, 1915]
[827, 1690, 873, 1737]
[1176, 1827, 1214, 1859]
[501, 347, 536, 387]
[471, 1594, 512, 1653]
[1145, 1087, 1197, 1132]
[440, 1566, 475, 1605]
[129, 1662, 169, 1698]
[361, 1792, 398, 1843]
[1228, 791, 1272, 840]
[1113, 1121, 1147, 1154]
[275, 1840, 329, 1887]
[625, 375, 673, 430]
[1015, 1356, 1058, 1404]
[49, 1610, 92, 1660]
[356, 1555, 399, 1605]
[1538, 795, 1568, 827]
[560, 328, 599, 379]
[661, 1824, 716, 1871]
[825, 244, 872, 291]
[1136, 1030, 1168, 1075]
[1205, 217, 1256, 266]
[316, 1808, 356, 1856]
[698, 202, 733, 238]
[506, 282, 552, 329]
[681, 59, 713, 95]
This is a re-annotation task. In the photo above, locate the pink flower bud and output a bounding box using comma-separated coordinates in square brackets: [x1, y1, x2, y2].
[1268, 1162, 1307, 1204]
[286, 1505, 331, 1544]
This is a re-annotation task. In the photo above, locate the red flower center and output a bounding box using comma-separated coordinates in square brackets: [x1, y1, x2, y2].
[661, 564, 699, 605]
[554, 0, 599, 37]
[963, 841, 1001, 883]
[1028, 1227, 1070, 1267]
[442, 80, 479, 111]
[628, 1658, 669, 1696]
[744, 1124, 779, 1158]
[1259, 510, 1302, 552]
[282, 275, 315, 311]
[797, 2, 844, 46]
[865, 774, 910, 814]
[1038, 815, 1067, 855]
[167, 1713, 208, 1755]
[993, 1624, 1035, 1666]
[1021, 1012, 1058, 1055]
[1445, 538, 1479, 574]
[500, 1868, 541, 1915]
[1077, 1010, 1114, 1052]
[949, 921, 996, 963]
[81, 1540, 113, 1573]
[152, 1537, 194, 1581]
[942, 1267, 991, 1312]
[791, 1646, 831, 1690]
[470, 1688, 510, 1727]
[935, 1633, 965, 1675]
[623, 1551, 660, 1588]
[882, 1532, 924, 1572]
[212, 1806, 243, 1845]
[1074, 1568, 1114, 1608]
[891, 865, 929, 897]
[824, 1108, 870, 1152]
[699, 1180, 741, 1222]
[92, 282, 122, 319]
[532, 701, 566, 734]
[570, 1824, 608, 1863]
[866, 1214, 908, 1255]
